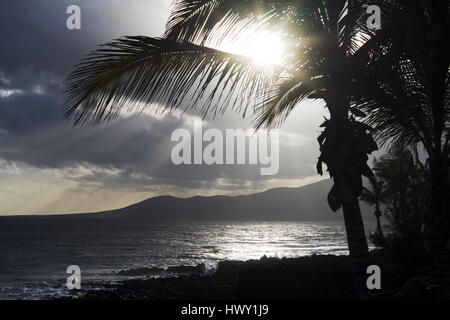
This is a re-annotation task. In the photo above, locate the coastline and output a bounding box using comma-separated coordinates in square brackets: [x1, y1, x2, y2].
[63, 251, 436, 300]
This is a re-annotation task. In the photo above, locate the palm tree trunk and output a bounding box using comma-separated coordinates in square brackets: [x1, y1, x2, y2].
[429, 155, 449, 250]
[335, 176, 370, 297]
[324, 88, 372, 298]
[376, 216, 383, 238]
[342, 202, 369, 293]
[437, 239, 450, 299]
[429, 155, 450, 299]
[375, 207, 386, 244]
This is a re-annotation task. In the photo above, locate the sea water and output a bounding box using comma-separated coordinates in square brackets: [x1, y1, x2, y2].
[0, 218, 376, 299]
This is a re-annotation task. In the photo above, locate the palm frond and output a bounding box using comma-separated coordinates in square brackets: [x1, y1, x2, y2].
[338, 0, 395, 56]
[164, 0, 295, 45]
[352, 55, 437, 151]
[254, 74, 324, 128]
[64, 36, 283, 125]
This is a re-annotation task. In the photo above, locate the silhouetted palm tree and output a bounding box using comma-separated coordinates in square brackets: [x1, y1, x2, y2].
[354, 0, 449, 252]
[360, 176, 386, 243]
[64, 0, 395, 295]
[350, 0, 449, 298]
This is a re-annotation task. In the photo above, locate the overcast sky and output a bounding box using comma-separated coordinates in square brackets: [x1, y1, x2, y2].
[0, 0, 380, 215]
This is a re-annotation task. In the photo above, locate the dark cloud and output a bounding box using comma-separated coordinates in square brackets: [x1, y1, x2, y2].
[0, 0, 169, 94]
[0, 90, 318, 188]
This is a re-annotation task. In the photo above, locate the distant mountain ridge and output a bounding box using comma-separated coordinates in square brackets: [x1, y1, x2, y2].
[1, 179, 374, 221]
[87, 179, 374, 221]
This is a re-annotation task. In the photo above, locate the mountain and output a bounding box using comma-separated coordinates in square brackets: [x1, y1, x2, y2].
[78, 179, 374, 222]
[1, 179, 375, 221]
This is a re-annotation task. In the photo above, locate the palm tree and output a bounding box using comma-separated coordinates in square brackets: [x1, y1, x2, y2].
[349, 0, 449, 297]
[64, 0, 394, 296]
[360, 175, 386, 243]
[354, 0, 449, 252]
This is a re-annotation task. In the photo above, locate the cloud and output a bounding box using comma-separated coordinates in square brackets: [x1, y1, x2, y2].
[0, 159, 22, 174]
[0, 89, 23, 98]
[0, 88, 323, 209]
[0, 128, 8, 136]
[0, 0, 170, 95]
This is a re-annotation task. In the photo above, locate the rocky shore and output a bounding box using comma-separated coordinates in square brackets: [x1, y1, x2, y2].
[65, 251, 437, 300]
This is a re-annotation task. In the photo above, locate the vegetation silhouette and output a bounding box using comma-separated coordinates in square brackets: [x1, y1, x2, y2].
[360, 175, 386, 243]
[366, 148, 430, 268]
[362, 147, 450, 298]
[354, 1, 449, 298]
[355, 0, 449, 255]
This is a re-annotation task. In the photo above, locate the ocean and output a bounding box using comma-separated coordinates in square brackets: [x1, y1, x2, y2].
[0, 218, 376, 299]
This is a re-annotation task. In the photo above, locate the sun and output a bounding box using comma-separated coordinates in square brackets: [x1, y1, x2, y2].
[218, 30, 285, 67]
[245, 31, 285, 65]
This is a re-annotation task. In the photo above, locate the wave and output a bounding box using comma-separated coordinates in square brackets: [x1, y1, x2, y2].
[116, 263, 206, 277]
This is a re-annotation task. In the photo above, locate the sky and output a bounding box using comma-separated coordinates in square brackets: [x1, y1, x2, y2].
[0, 0, 382, 215]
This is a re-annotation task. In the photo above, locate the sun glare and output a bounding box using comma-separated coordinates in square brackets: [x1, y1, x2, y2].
[218, 30, 286, 67]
